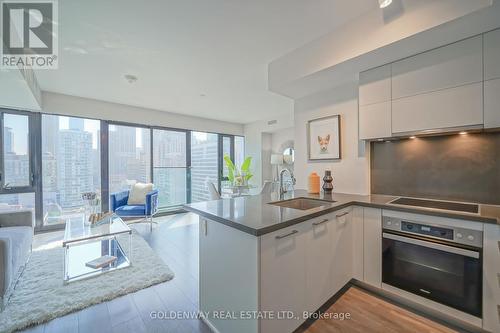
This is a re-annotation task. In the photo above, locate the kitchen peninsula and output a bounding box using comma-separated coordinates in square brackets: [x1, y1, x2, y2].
[184, 190, 500, 333]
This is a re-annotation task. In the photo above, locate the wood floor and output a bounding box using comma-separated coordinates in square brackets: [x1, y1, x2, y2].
[303, 287, 458, 333]
[20, 213, 460, 333]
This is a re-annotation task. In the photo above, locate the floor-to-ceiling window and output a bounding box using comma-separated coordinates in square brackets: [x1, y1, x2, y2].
[152, 129, 188, 209]
[191, 131, 218, 202]
[41, 115, 101, 226]
[0, 108, 244, 230]
[108, 124, 151, 194]
[234, 136, 245, 168]
[0, 111, 35, 217]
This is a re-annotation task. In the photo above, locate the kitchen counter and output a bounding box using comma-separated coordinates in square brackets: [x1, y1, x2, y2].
[183, 190, 500, 236]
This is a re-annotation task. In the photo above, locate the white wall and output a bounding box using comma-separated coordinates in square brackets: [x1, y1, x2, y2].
[261, 133, 273, 183]
[271, 127, 294, 155]
[42, 92, 244, 135]
[294, 83, 369, 195]
[244, 112, 294, 186]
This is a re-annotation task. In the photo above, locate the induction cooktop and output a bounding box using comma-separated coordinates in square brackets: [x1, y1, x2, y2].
[389, 197, 479, 214]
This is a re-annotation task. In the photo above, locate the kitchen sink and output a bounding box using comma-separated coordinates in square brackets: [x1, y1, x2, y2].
[269, 198, 335, 210]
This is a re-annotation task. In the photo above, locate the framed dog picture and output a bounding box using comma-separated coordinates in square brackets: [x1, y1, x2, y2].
[307, 115, 341, 161]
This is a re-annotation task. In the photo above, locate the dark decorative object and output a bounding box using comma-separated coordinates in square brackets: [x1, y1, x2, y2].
[322, 170, 333, 193]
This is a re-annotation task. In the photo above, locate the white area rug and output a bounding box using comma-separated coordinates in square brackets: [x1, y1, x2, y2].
[0, 232, 174, 333]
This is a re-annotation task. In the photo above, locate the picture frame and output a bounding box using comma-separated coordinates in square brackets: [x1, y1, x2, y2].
[307, 115, 341, 161]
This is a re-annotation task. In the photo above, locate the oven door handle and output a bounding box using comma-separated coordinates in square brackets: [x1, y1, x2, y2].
[382, 232, 480, 259]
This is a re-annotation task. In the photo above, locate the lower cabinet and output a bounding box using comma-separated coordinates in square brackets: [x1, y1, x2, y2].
[305, 208, 353, 313]
[260, 223, 307, 333]
[483, 224, 500, 333]
[363, 207, 382, 288]
[260, 208, 355, 333]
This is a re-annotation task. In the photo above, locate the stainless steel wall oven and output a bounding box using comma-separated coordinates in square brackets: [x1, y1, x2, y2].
[382, 215, 482, 317]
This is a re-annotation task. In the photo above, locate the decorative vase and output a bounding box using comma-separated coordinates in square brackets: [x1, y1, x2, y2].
[322, 170, 333, 193]
[308, 172, 320, 194]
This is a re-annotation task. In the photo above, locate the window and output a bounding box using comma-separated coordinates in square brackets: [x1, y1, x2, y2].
[2, 113, 31, 187]
[41, 115, 101, 226]
[108, 125, 151, 194]
[0, 192, 35, 216]
[191, 132, 218, 202]
[235, 136, 245, 169]
[153, 129, 187, 208]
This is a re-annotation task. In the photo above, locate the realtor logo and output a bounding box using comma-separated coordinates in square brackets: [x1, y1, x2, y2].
[1, 0, 58, 69]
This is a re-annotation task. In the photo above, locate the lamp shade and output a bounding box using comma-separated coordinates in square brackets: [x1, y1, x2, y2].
[270, 154, 283, 165]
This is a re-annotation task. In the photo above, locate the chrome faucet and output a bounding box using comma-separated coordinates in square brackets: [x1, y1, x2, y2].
[279, 168, 296, 196]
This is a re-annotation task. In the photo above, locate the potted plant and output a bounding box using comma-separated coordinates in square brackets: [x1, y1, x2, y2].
[224, 155, 253, 186]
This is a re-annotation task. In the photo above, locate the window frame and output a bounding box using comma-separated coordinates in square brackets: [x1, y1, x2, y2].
[0, 109, 244, 232]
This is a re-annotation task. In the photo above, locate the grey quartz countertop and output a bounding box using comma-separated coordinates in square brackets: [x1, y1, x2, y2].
[182, 190, 500, 236]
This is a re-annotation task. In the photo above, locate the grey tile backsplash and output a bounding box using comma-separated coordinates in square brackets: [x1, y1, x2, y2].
[371, 132, 500, 205]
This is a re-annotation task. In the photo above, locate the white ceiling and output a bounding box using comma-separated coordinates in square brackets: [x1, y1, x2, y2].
[34, 0, 378, 124]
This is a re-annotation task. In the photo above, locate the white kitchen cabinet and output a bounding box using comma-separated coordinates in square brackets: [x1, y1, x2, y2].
[484, 28, 500, 81]
[352, 207, 364, 281]
[359, 101, 391, 139]
[359, 64, 391, 106]
[199, 218, 259, 333]
[260, 223, 307, 333]
[331, 208, 354, 293]
[484, 78, 500, 129]
[483, 224, 500, 333]
[359, 64, 392, 140]
[392, 82, 483, 134]
[363, 207, 382, 288]
[304, 214, 336, 313]
[392, 36, 483, 99]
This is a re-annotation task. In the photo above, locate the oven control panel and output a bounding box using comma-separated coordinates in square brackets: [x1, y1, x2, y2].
[401, 221, 453, 240]
[382, 216, 483, 248]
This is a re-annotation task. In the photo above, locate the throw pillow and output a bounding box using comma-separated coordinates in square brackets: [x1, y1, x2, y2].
[127, 182, 153, 205]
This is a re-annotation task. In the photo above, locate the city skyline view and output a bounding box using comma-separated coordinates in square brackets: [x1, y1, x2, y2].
[1, 113, 243, 227]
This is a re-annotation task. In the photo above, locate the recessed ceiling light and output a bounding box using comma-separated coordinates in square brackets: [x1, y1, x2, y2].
[124, 74, 138, 83]
[459, 131, 468, 135]
[379, 0, 392, 8]
[409, 136, 416, 139]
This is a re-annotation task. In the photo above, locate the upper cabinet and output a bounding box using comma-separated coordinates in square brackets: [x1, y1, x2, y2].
[359, 65, 392, 140]
[359, 34, 489, 139]
[484, 29, 500, 81]
[392, 36, 483, 99]
[359, 65, 391, 106]
[484, 29, 500, 129]
[392, 83, 483, 134]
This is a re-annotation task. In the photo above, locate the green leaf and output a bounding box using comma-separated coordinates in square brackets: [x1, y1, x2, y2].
[224, 155, 235, 171]
[224, 155, 235, 182]
[241, 157, 252, 173]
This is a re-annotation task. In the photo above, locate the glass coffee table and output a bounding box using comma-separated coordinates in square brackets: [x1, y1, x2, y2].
[62, 214, 132, 283]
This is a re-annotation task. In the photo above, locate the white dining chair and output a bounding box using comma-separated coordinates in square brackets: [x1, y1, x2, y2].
[259, 181, 273, 194]
[208, 182, 221, 200]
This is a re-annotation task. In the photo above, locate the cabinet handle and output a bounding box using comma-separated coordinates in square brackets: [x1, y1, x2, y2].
[275, 230, 298, 239]
[312, 218, 329, 226]
[336, 212, 349, 218]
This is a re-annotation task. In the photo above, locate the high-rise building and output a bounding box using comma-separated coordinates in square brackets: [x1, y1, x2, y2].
[3, 127, 14, 154]
[57, 127, 94, 208]
[42, 115, 59, 156]
[190, 132, 218, 202]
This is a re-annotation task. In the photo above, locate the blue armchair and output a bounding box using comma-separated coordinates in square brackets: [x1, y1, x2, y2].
[110, 189, 159, 231]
